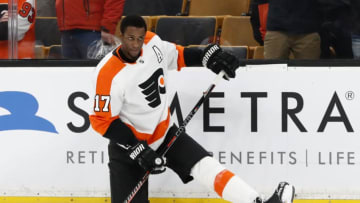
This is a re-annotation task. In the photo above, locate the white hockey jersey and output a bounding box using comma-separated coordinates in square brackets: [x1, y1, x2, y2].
[90, 31, 186, 146]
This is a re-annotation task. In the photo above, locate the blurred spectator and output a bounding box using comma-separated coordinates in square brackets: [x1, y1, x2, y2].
[36, 1, 55, 17]
[55, 0, 125, 59]
[249, 0, 268, 46]
[264, 0, 321, 59]
[318, 0, 353, 59]
[0, 0, 36, 59]
[350, 0, 360, 59]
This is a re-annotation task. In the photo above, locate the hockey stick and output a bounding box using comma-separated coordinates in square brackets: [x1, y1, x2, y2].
[123, 70, 226, 203]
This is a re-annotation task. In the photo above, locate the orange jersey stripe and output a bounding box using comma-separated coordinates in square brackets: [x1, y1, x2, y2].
[214, 169, 235, 197]
[144, 31, 156, 44]
[89, 115, 119, 135]
[125, 109, 170, 145]
[90, 57, 126, 135]
[176, 45, 186, 70]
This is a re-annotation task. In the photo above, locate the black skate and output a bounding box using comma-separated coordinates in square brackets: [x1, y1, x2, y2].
[256, 182, 295, 203]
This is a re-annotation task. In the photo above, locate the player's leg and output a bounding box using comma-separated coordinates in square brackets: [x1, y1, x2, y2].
[191, 156, 259, 203]
[190, 147, 295, 203]
[161, 125, 257, 202]
[108, 142, 149, 203]
[161, 125, 295, 203]
[158, 125, 211, 184]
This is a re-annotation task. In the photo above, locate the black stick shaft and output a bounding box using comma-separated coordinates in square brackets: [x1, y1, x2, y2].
[124, 71, 225, 203]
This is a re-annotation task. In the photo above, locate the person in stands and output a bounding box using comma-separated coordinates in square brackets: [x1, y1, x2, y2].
[264, 0, 321, 59]
[55, 0, 125, 59]
[0, 0, 36, 59]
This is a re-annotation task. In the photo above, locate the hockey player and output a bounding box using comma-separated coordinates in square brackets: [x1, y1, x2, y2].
[0, 0, 36, 59]
[89, 15, 295, 203]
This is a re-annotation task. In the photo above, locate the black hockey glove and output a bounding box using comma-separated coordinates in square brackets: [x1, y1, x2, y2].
[202, 44, 240, 80]
[127, 141, 166, 174]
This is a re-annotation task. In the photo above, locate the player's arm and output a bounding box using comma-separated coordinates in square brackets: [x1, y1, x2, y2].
[201, 44, 242, 79]
[89, 65, 136, 147]
[90, 115, 138, 146]
[175, 44, 242, 79]
[90, 112, 165, 173]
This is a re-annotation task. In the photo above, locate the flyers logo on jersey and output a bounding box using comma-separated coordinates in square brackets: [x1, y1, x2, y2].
[139, 68, 166, 108]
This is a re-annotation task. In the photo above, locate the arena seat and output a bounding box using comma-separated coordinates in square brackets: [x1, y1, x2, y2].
[222, 45, 249, 59]
[34, 45, 47, 59]
[47, 44, 62, 59]
[35, 17, 61, 46]
[155, 16, 217, 46]
[183, 0, 250, 16]
[181, 0, 190, 15]
[220, 16, 260, 47]
[252, 46, 264, 59]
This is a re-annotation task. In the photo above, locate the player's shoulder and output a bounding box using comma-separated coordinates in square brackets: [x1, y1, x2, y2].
[144, 31, 162, 45]
[143, 31, 175, 52]
[94, 50, 126, 77]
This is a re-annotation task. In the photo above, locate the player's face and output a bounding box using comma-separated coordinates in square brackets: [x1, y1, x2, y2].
[120, 26, 146, 60]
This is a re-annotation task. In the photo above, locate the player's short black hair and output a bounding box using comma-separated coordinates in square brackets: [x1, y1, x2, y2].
[120, 15, 147, 34]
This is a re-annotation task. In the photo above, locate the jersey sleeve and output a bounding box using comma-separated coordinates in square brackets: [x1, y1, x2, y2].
[89, 56, 125, 136]
[17, 0, 35, 41]
[163, 40, 187, 71]
[89, 56, 144, 146]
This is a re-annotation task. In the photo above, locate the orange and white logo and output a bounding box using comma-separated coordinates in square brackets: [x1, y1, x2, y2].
[138, 68, 166, 108]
